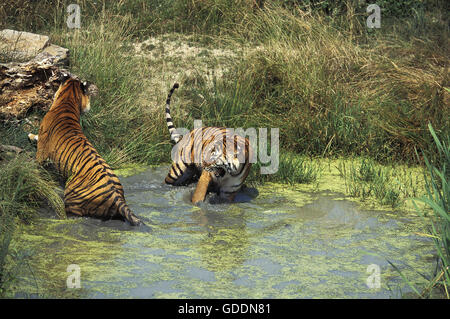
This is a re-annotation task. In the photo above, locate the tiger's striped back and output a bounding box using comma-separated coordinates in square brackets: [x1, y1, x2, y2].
[33, 77, 141, 225]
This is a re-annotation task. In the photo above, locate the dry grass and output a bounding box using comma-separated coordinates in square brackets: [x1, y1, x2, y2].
[1, 1, 448, 165]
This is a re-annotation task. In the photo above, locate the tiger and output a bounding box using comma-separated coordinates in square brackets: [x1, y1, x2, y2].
[163, 83, 253, 204]
[28, 72, 141, 225]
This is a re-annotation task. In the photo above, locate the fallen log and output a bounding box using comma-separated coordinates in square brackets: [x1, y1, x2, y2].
[0, 29, 70, 121]
[0, 144, 23, 153]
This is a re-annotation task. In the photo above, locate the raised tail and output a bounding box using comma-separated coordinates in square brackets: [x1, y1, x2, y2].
[165, 83, 182, 143]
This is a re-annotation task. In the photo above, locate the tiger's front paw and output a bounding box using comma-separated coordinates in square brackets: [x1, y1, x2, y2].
[192, 170, 212, 204]
[28, 133, 38, 142]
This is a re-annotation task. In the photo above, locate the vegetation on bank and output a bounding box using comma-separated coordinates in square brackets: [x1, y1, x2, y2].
[413, 124, 449, 297]
[1, 1, 448, 166]
[0, 154, 64, 294]
[336, 158, 423, 208]
[1, 0, 447, 194]
[386, 124, 449, 298]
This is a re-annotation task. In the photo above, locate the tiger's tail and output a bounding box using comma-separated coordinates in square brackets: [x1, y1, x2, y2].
[117, 200, 141, 226]
[165, 83, 181, 143]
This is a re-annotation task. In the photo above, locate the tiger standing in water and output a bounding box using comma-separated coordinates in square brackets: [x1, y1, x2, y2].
[28, 73, 141, 225]
[163, 83, 253, 204]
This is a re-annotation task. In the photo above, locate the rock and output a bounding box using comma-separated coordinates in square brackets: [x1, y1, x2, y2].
[0, 29, 50, 62]
[38, 44, 70, 66]
[0, 29, 76, 121]
[0, 144, 23, 153]
[1, 29, 69, 67]
[0, 144, 24, 162]
[0, 58, 60, 119]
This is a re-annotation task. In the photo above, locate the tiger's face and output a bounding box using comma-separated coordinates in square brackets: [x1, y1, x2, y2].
[203, 138, 246, 177]
[202, 141, 226, 172]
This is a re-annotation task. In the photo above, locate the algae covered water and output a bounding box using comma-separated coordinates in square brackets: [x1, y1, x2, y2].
[12, 166, 435, 298]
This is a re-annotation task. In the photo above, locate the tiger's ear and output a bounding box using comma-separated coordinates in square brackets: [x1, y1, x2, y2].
[81, 81, 99, 97]
[58, 72, 72, 85]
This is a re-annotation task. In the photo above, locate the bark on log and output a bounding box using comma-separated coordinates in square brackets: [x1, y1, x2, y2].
[0, 29, 70, 121]
[0, 144, 23, 153]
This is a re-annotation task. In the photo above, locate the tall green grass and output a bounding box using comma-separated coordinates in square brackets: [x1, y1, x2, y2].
[0, 0, 253, 37]
[1, 1, 448, 167]
[0, 154, 65, 295]
[413, 124, 449, 298]
[385, 124, 449, 298]
[337, 158, 423, 208]
[228, 3, 448, 163]
[0, 205, 15, 295]
[0, 154, 65, 222]
[45, 17, 173, 168]
[0, 208, 34, 297]
[248, 152, 321, 186]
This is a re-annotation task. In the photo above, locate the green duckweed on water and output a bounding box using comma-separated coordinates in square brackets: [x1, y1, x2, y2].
[6, 161, 436, 299]
[113, 164, 150, 178]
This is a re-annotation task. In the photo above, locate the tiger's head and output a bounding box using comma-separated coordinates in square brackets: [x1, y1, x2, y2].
[52, 72, 98, 113]
[203, 135, 248, 177]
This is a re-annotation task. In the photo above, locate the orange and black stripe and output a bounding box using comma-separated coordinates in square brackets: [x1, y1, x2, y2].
[163, 83, 252, 200]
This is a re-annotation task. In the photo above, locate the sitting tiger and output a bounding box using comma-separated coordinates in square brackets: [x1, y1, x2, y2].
[28, 72, 141, 225]
[164, 83, 253, 204]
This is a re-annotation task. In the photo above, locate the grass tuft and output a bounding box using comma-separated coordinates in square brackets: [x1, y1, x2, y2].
[337, 158, 423, 208]
[249, 152, 321, 186]
[413, 124, 449, 298]
[0, 154, 65, 295]
[0, 154, 65, 221]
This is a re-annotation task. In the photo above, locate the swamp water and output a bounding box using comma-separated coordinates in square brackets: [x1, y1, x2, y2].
[11, 166, 435, 298]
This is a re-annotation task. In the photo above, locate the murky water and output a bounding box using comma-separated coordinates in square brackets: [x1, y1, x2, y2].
[12, 166, 435, 298]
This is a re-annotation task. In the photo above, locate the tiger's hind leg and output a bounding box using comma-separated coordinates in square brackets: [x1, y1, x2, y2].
[165, 163, 198, 186]
[63, 179, 88, 217]
[64, 202, 84, 217]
